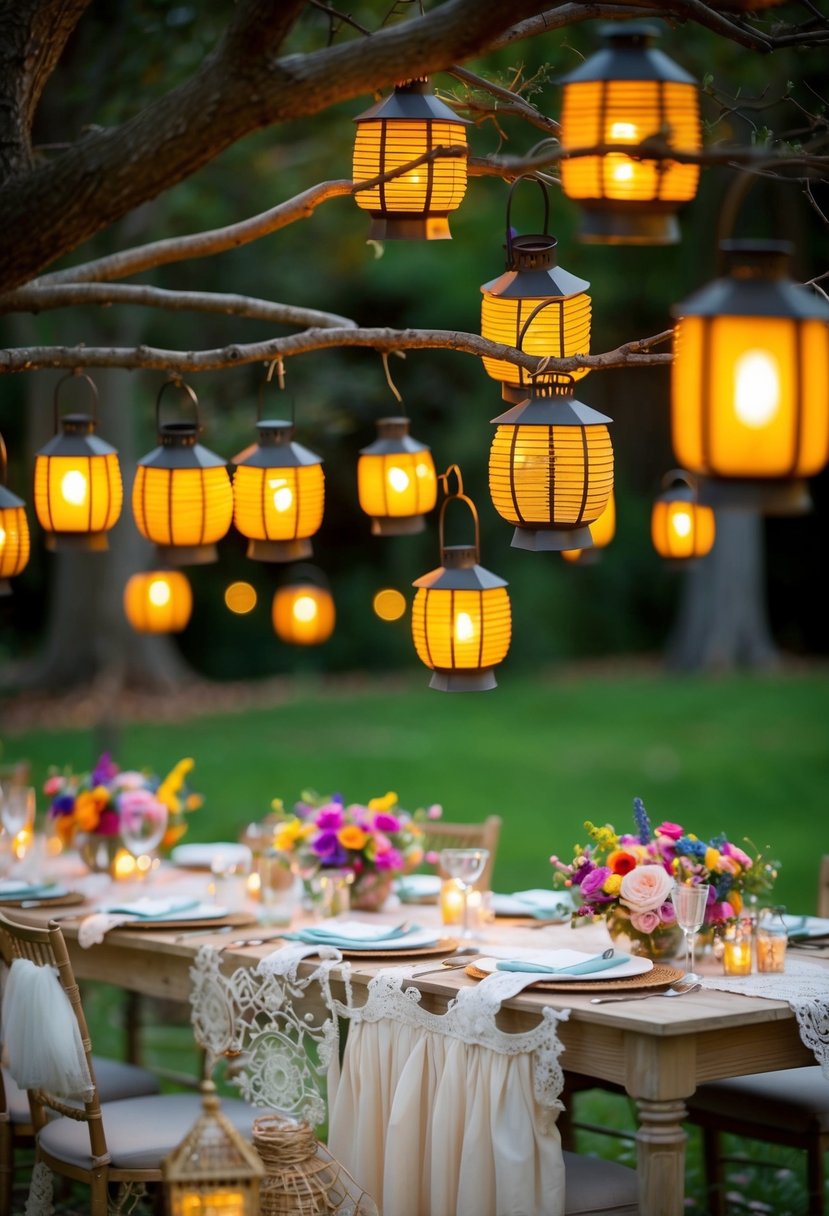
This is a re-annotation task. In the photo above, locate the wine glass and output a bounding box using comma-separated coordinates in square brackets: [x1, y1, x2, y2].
[119, 795, 168, 881]
[671, 881, 710, 982]
[439, 847, 489, 939]
[0, 785, 36, 871]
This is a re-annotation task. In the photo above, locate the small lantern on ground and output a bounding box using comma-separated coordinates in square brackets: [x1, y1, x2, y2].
[132, 379, 233, 565]
[671, 239, 829, 514]
[233, 419, 324, 561]
[123, 570, 193, 633]
[34, 372, 123, 551]
[561, 491, 616, 564]
[162, 1079, 264, 1216]
[481, 176, 591, 402]
[558, 23, 701, 245]
[412, 466, 511, 691]
[357, 417, 437, 535]
[651, 470, 716, 564]
[0, 434, 30, 594]
[352, 78, 469, 240]
[272, 567, 335, 646]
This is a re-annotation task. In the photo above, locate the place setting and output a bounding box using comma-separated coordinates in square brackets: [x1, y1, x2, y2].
[272, 918, 459, 960]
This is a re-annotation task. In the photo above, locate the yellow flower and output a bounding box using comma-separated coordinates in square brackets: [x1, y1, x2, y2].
[730, 890, 743, 915]
[274, 818, 313, 852]
[75, 786, 110, 831]
[368, 791, 398, 813]
[705, 846, 721, 872]
[271, 798, 285, 814]
[184, 793, 203, 812]
[338, 825, 370, 850]
[603, 873, 622, 896]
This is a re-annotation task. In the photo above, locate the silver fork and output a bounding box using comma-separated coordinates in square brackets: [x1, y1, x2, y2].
[590, 981, 701, 1004]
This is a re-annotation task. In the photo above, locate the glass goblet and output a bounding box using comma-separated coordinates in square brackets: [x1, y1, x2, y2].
[439, 847, 489, 939]
[119, 795, 168, 881]
[670, 881, 710, 982]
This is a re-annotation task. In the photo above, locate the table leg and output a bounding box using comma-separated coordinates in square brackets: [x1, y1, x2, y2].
[635, 1097, 688, 1216]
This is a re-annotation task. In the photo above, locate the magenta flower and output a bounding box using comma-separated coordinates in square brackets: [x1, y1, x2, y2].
[580, 865, 613, 900]
[654, 821, 684, 840]
[373, 812, 401, 833]
[375, 847, 403, 871]
[315, 805, 344, 831]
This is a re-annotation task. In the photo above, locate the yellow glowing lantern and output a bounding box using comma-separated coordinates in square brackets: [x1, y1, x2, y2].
[672, 240, 829, 514]
[651, 471, 716, 562]
[561, 491, 616, 563]
[353, 78, 469, 240]
[358, 417, 437, 535]
[489, 380, 614, 552]
[0, 433, 30, 595]
[163, 1080, 264, 1216]
[123, 570, 193, 633]
[481, 176, 591, 401]
[232, 420, 324, 560]
[558, 24, 700, 244]
[132, 379, 233, 564]
[412, 468, 511, 691]
[34, 373, 123, 550]
[272, 570, 335, 646]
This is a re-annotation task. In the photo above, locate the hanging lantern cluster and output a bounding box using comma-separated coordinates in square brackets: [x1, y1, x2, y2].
[480, 176, 592, 402]
[558, 23, 701, 245]
[357, 417, 437, 535]
[352, 78, 469, 241]
[272, 566, 336, 647]
[671, 239, 829, 514]
[233, 419, 324, 561]
[0, 433, 30, 595]
[561, 491, 616, 564]
[124, 570, 193, 633]
[651, 471, 716, 563]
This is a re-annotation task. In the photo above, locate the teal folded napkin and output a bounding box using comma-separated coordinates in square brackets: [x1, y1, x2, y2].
[104, 898, 201, 920]
[0, 882, 63, 901]
[496, 952, 630, 976]
[281, 923, 440, 951]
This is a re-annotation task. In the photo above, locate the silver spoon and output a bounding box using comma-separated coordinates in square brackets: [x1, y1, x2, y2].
[590, 980, 702, 1004]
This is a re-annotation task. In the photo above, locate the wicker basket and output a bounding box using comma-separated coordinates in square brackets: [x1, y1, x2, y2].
[252, 1113, 378, 1216]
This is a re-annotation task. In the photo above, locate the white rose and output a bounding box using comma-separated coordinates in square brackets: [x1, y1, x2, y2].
[619, 864, 674, 913]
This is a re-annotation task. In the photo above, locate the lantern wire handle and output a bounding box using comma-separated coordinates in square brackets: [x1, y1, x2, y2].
[155, 377, 200, 432]
[714, 161, 792, 273]
[257, 359, 293, 423]
[504, 174, 550, 267]
[381, 351, 405, 410]
[512, 296, 577, 387]
[438, 463, 464, 498]
[53, 370, 99, 429]
[437, 464, 481, 559]
[660, 468, 698, 498]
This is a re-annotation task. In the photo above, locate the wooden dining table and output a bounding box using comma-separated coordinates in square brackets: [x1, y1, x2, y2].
[12, 887, 822, 1216]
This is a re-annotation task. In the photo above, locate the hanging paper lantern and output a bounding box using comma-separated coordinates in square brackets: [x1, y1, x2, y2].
[132, 379, 233, 565]
[272, 570, 335, 646]
[561, 491, 616, 563]
[558, 23, 701, 245]
[489, 381, 614, 551]
[481, 176, 591, 401]
[232, 420, 324, 561]
[34, 373, 123, 551]
[672, 240, 829, 514]
[0, 433, 30, 594]
[124, 570, 193, 633]
[651, 471, 716, 563]
[357, 417, 437, 535]
[352, 78, 469, 240]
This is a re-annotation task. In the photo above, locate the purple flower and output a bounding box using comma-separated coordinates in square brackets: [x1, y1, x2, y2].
[373, 812, 401, 833]
[658, 901, 676, 925]
[49, 794, 75, 817]
[315, 805, 344, 831]
[92, 753, 118, 787]
[312, 829, 342, 858]
[374, 847, 403, 872]
[580, 865, 613, 901]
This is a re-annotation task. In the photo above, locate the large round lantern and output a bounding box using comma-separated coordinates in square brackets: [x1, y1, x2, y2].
[561, 491, 616, 564]
[671, 240, 829, 514]
[651, 471, 715, 563]
[412, 470, 511, 692]
[132, 380, 233, 565]
[352, 78, 469, 240]
[34, 373, 123, 551]
[0, 434, 30, 594]
[489, 381, 614, 552]
[558, 24, 701, 245]
[272, 568, 335, 646]
[232, 420, 324, 561]
[124, 570, 193, 633]
[357, 417, 437, 535]
[481, 176, 591, 402]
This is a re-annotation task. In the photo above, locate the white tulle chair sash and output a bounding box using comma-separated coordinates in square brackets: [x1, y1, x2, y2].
[2, 957, 93, 1101]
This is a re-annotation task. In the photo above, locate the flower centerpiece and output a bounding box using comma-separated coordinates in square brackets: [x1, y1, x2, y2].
[44, 752, 203, 870]
[271, 790, 434, 911]
[551, 796, 778, 959]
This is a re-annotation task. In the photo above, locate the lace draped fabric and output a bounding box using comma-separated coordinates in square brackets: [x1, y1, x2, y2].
[23, 1162, 54, 1216]
[702, 958, 829, 1077]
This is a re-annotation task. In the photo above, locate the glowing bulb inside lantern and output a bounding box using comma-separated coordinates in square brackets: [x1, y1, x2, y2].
[671, 509, 692, 538]
[734, 350, 780, 427]
[387, 466, 410, 494]
[293, 595, 318, 623]
[269, 478, 294, 512]
[455, 612, 475, 643]
[612, 159, 634, 183]
[61, 469, 88, 505]
[0, 527, 6, 547]
[148, 578, 171, 607]
[416, 462, 431, 479]
[610, 122, 638, 141]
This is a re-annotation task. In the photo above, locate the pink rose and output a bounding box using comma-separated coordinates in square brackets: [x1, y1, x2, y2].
[43, 776, 63, 796]
[722, 842, 752, 868]
[620, 863, 674, 913]
[655, 821, 684, 840]
[630, 909, 661, 933]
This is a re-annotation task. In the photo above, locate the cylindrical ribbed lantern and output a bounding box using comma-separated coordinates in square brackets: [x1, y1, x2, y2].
[489, 382, 614, 552]
[272, 570, 335, 646]
[651, 471, 716, 563]
[232, 420, 324, 561]
[558, 24, 700, 245]
[132, 380, 233, 565]
[124, 570, 193, 633]
[412, 477, 511, 691]
[481, 176, 591, 402]
[34, 373, 123, 551]
[357, 417, 437, 535]
[0, 434, 30, 595]
[352, 78, 469, 240]
[561, 491, 616, 564]
[671, 240, 829, 514]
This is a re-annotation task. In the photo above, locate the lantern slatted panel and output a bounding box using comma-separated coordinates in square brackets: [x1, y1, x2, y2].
[273, 584, 335, 646]
[489, 424, 613, 526]
[0, 507, 30, 580]
[481, 294, 592, 388]
[412, 586, 511, 673]
[233, 464, 324, 542]
[561, 80, 700, 202]
[34, 452, 123, 535]
[357, 452, 437, 519]
[353, 121, 468, 215]
[124, 571, 193, 633]
[651, 499, 716, 559]
[132, 466, 233, 547]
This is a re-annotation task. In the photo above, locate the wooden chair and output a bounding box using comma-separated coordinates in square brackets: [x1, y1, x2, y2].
[0, 910, 262, 1216]
[421, 814, 501, 889]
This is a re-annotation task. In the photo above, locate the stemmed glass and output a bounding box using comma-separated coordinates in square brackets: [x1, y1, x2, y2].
[671, 881, 710, 982]
[440, 847, 489, 939]
[119, 796, 168, 881]
[0, 785, 36, 873]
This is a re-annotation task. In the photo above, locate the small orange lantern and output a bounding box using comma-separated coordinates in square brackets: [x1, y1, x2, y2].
[132, 379, 233, 565]
[233, 419, 324, 560]
[0, 433, 30, 594]
[651, 471, 716, 563]
[561, 491, 616, 563]
[34, 372, 123, 551]
[352, 78, 469, 240]
[357, 417, 437, 535]
[272, 568, 335, 646]
[123, 570, 193, 633]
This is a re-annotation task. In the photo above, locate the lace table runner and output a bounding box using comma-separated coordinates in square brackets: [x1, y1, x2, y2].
[702, 958, 829, 1077]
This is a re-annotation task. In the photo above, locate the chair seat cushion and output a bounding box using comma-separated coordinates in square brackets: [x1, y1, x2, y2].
[687, 1067, 829, 1134]
[563, 1150, 639, 1215]
[37, 1093, 260, 1170]
[3, 1056, 160, 1124]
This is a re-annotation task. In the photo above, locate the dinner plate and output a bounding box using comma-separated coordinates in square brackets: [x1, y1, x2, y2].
[466, 960, 684, 993]
[0, 889, 86, 909]
[312, 937, 460, 960]
[112, 910, 256, 931]
[472, 949, 653, 983]
[170, 843, 251, 870]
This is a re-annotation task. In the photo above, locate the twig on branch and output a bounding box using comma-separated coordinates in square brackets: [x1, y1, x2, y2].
[448, 65, 561, 137]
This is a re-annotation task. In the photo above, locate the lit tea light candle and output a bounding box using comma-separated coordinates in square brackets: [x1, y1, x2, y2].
[756, 933, 786, 973]
[113, 848, 138, 880]
[722, 936, 752, 976]
[440, 877, 464, 925]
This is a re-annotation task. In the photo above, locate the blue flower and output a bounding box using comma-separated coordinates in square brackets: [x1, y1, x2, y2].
[632, 796, 652, 845]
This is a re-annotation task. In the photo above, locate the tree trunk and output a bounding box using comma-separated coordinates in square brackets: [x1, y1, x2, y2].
[665, 509, 779, 672]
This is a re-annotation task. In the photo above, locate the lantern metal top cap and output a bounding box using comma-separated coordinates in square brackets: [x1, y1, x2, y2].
[413, 549, 508, 591]
[720, 239, 793, 278]
[0, 484, 25, 510]
[360, 416, 429, 456]
[674, 238, 829, 321]
[558, 22, 695, 85]
[354, 79, 469, 125]
[491, 383, 612, 427]
[233, 419, 322, 468]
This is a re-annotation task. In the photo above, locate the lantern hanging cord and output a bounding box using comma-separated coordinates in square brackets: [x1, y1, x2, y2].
[438, 463, 464, 499]
[265, 357, 286, 391]
[381, 350, 405, 410]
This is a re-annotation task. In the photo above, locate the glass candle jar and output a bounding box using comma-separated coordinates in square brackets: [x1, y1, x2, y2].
[756, 906, 788, 973]
[722, 919, 753, 976]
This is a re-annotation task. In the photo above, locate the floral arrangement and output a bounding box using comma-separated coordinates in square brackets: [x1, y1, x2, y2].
[44, 753, 203, 850]
[551, 796, 778, 933]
